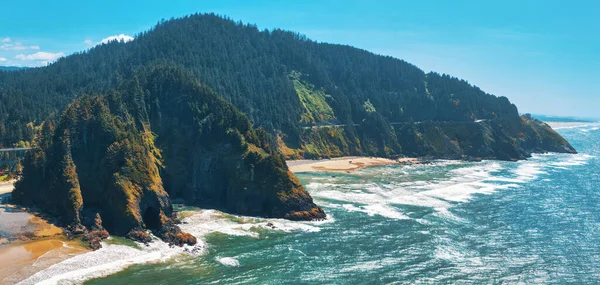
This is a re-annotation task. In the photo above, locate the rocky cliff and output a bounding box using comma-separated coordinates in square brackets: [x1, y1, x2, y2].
[284, 114, 576, 161]
[13, 66, 325, 248]
[393, 115, 576, 160]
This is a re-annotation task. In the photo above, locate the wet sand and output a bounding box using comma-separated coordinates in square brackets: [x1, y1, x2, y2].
[0, 181, 63, 239]
[0, 239, 88, 284]
[0, 180, 87, 284]
[287, 156, 418, 173]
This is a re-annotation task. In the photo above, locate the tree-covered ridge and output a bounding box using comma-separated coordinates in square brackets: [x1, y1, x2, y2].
[13, 93, 190, 245]
[0, 66, 26, 72]
[13, 66, 325, 246]
[0, 13, 574, 160]
[136, 66, 324, 220]
[0, 14, 517, 141]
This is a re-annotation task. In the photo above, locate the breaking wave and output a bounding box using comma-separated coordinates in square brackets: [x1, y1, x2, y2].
[18, 209, 330, 285]
[306, 152, 591, 222]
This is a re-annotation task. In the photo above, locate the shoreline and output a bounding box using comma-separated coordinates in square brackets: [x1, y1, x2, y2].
[0, 181, 88, 284]
[0, 132, 583, 282]
[0, 238, 89, 284]
[286, 123, 595, 174]
[287, 156, 419, 173]
[546, 121, 600, 130]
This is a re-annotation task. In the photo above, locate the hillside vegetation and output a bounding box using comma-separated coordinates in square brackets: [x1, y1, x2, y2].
[0, 13, 575, 160]
[13, 66, 325, 246]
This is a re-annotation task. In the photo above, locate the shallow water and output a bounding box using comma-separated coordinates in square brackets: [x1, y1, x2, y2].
[21, 124, 600, 284]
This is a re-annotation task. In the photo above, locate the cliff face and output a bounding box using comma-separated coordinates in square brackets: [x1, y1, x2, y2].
[12, 94, 192, 246]
[138, 67, 325, 220]
[392, 116, 576, 160]
[285, 114, 576, 161]
[13, 67, 325, 246]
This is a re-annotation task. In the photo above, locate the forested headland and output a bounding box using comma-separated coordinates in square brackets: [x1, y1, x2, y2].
[2, 13, 576, 247]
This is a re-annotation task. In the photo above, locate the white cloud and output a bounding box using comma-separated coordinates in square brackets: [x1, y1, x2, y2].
[84, 39, 93, 46]
[15, 51, 65, 62]
[1, 37, 63, 67]
[100, 34, 134, 44]
[0, 37, 40, 51]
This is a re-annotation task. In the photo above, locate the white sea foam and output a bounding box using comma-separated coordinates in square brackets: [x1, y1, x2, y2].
[179, 209, 323, 239]
[216, 257, 240, 267]
[550, 122, 600, 130]
[288, 247, 308, 256]
[309, 161, 516, 220]
[18, 208, 326, 284]
[22, 150, 588, 283]
[434, 244, 466, 261]
[308, 152, 588, 222]
[339, 258, 399, 272]
[580, 126, 600, 133]
[18, 237, 200, 285]
[340, 203, 408, 220]
[420, 182, 515, 203]
[549, 154, 593, 169]
[415, 162, 517, 205]
[513, 161, 547, 182]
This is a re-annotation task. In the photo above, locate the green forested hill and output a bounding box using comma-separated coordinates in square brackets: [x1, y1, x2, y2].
[0, 66, 26, 71]
[0, 13, 574, 159]
[14, 66, 325, 244]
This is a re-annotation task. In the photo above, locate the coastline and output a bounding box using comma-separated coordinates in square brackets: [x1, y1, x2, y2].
[546, 121, 600, 130]
[0, 238, 89, 284]
[0, 180, 90, 284]
[0, 125, 583, 283]
[287, 156, 419, 173]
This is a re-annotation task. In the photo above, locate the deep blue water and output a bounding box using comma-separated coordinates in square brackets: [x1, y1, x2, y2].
[27, 123, 600, 284]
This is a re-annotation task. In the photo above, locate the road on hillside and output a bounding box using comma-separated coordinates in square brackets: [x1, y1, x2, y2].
[302, 120, 487, 129]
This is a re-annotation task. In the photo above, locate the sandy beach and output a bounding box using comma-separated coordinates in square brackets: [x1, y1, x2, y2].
[0, 239, 89, 284]
[0, 180, 87, 284]
[287, 156, 418, 173]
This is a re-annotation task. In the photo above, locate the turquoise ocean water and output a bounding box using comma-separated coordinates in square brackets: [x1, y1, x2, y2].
[20, 123, 600, 284]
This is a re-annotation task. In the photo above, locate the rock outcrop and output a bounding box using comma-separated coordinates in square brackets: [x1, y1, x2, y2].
[392, 115, 576, 160]
[290, 114, 576, 161]
[13, 66, 325, 249]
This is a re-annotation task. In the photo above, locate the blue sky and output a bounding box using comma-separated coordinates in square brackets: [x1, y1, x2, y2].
[0, 0, 598, 117]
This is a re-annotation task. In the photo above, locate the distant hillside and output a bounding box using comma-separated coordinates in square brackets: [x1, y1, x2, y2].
[0, 13, 575, 160]
[0, 66, 26, 71]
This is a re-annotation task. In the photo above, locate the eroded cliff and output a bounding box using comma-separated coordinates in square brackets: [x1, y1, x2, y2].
[13, 66, 325, 248]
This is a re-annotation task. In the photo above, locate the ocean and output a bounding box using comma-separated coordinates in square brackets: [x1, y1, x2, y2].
[18, 123, 600, 284]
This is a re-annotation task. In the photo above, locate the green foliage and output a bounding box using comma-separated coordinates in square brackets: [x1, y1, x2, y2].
[14, 65, 325, 237]
[13, 140, 32, 148]
[363, 99, 376, 113]
[15, 87, 169, 234]
[0, 13, 518, 150]
[0, 13, 573, 163]
[289, 71, 336, 124]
